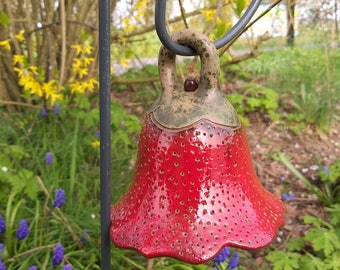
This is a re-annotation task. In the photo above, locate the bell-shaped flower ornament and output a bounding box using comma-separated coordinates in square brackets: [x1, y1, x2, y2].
[110, 30, 285, 264]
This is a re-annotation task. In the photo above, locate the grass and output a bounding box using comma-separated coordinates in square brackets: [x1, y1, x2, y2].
[0, 103, 139, 269]
[237, 39, 340, 131]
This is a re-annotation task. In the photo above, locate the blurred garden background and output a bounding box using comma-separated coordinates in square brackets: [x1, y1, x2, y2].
[0, 0, 339, 269]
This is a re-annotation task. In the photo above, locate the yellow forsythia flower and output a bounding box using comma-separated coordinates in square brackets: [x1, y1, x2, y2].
[200, 9, 216, 21]
[13, 67, 23, 77]
[29, 66, 39, 75]
[122, 17, 136, 35]
[22, 75, 43, 96]
[82, 45, 93, 55]
[42, 80, 63, 105]
[0, 40, 10, 50]
[15, 30, 25, 42]
[77, 68, 88, 78]
[120, 58, 131, 68]
[71, 44, 82, 55]
[71, 44, 93, 55]
[83, 57, 94, 67]
[70, 81, 86, 94]
[92, 140, 100, 148]
[13, 55, 25, 65]
[88, 78, 99, 89]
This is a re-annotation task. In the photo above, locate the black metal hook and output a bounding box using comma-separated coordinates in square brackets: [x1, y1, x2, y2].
[155, 0, 262, 56]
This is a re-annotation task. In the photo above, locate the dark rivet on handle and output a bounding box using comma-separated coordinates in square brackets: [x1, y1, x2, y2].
[184, 79, 199, 92]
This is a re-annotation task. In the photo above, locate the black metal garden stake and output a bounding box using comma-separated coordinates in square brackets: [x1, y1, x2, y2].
[99, 0, 111, 268]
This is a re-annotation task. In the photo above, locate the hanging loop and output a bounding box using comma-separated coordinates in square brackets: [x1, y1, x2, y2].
[155, 0, 262, 56]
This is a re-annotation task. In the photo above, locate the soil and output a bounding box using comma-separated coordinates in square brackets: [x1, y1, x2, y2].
[112, 79, 340, 268]
[244, 113, 339, 268]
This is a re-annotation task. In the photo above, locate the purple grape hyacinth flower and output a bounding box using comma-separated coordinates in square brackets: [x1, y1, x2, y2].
[322, 166, 331, 175]
[28, 266, 37, 270]
[54, 104, 61, 115]
[0, 243, 4, 259]
[212, 246, 230, 265]
[45, 152, 53, 165]
[0, 214, 5, 233]
[80, 229, 89, 243]
[63, 264, 72, 270]
[16, 220, 30, 240]
[288, 193, 295, 200]
[281, 193, 289, 200]
[281, 193, 295, 201]
[227, 252, 239, 269]
[52, 244, 64, 266]
[53, 188, 66, 208]
[0, 263, 6, 270]
[40, 108, 48, 118]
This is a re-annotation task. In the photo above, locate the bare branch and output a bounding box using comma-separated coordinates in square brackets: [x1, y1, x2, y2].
[58, 0, 67, 90]
[178, 0, 189, 29]
[219, 0, 283, 56]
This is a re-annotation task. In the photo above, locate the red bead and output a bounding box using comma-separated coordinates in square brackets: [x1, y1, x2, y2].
[184, 79, 199, 92]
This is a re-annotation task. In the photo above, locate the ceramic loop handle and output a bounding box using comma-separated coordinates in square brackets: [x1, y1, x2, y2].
[151, 30, 239, 130]
[158, 30, 220, 95]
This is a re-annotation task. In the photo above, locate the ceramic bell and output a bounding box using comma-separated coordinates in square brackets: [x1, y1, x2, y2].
[110, 30, 285, 264]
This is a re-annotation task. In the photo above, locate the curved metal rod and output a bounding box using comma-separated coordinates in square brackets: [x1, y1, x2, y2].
[155, 0, 262, 56]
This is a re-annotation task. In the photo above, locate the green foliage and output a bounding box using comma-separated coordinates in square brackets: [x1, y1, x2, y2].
[319, 161, 340, 183]
[277, 152, 340, 206]
[291, 83, 331, 130]
[111, 101, 141, 154]
[227, 82, 280, 125]
[0, 99, 144, 268]
[9, 169, 40, 200]
[0, 144, 40, 201]
[266, 250, 300, 270]
[304, 228, 340, 256]
[241, 47, 340, 131]
[266, 204, 340, 270]
[285, 238, 305, 252]
[212, 22, 230, 40]
[0, 11, 10, 28]
[234, 0, 247, 17]
[266, 155, 340, 270]
[298, 253, 328, 270]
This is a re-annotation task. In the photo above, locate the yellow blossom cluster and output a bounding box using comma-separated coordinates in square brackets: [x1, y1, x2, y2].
[121, 0, 148, 35]
[13, 53, 63, 105]
[0, 39, 10, 50]
[68, 44, 99, 94]
[200, 9, 218, 22]
[0, 30, 99, 106]
[0, 30, 25, 50]
[91, 139, 100, 148]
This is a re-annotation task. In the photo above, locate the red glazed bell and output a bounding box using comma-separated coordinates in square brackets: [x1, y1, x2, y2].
[110, 30, 285, 264]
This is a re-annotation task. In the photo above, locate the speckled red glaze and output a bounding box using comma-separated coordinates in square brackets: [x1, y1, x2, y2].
[110, 114, 285, 264]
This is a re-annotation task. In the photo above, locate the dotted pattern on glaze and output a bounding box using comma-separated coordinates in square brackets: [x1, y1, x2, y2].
[110, 114, 285, 264]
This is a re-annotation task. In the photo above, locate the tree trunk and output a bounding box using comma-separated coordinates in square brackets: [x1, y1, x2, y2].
[0, 24, 22, 112]
[335, 0, 339, 36]
[287, 0, 295, 46]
